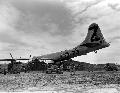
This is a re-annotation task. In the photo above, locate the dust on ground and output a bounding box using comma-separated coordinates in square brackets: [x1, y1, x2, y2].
[0, 71, 120, 93]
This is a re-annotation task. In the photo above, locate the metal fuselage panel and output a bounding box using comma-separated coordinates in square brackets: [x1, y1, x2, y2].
[34, 42, 109, 62]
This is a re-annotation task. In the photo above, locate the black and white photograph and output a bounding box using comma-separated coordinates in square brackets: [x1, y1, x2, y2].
[0, 0, 119, 93]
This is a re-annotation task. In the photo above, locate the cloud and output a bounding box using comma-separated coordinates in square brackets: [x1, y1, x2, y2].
[11, 0, 75, 37]
[108, 3, 120, 11]
[0, 0, 76, 58]
[65, 0, 120, 64]
[107, 0, 120, 11]
[0, 0, 120, 65]
[0, 2, 34, 57]
[65, 0, 106, 24]
[110, 36, 120, 43]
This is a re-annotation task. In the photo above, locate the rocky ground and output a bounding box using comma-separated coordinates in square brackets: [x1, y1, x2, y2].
[0, 71, 120, 93]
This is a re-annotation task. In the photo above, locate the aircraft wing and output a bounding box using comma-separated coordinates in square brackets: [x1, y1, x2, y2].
[0, 58, 29, 61]
[15, 58, 29, 60]
[0, 59, 16, 61]
[40, 58, 54, 60]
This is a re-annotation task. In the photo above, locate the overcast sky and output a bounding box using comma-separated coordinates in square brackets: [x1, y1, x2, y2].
[0, 0, 120, 64]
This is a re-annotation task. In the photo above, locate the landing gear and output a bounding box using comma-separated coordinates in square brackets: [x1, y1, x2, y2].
[70, 64, 76, 75]
[46, 63, 63, 74]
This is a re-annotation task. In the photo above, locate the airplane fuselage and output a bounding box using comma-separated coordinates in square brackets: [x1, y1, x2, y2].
[33, 41, 109, 63]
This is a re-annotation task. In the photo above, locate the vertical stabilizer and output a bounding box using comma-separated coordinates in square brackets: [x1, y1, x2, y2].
[80, 23, 109, 47]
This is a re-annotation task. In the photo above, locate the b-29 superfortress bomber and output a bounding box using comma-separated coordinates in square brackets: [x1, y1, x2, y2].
[0, 23, 110, 74]
[33, 23, 110, 63]
[32, 23, 110, 74]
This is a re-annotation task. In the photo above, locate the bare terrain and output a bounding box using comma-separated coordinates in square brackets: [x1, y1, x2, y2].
[0, 71, 120, 93]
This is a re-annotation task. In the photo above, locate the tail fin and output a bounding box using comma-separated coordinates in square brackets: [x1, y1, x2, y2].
[81, 23, 110, 48]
